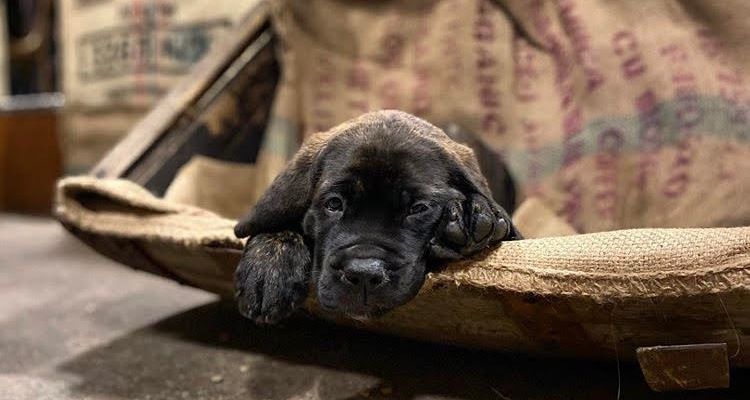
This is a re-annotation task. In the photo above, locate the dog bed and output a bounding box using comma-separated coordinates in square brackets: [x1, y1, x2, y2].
[55, 175, 750, 369]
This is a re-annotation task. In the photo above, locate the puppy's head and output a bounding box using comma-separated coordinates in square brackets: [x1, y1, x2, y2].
[235, 111, 502, 317]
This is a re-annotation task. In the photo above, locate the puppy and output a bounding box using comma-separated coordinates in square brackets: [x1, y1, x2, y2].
[234, 110, 521, 323]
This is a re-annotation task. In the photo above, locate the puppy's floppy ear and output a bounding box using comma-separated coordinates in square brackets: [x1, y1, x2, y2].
[233, 132, 335, 324]
[442, 123, 516, 212]
[441, 143, 523, 240]
[234, 132, 332, 238]
[443, 142, 496, 199]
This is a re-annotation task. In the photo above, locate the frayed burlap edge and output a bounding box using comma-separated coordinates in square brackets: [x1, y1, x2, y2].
[54, 176, 242, 249]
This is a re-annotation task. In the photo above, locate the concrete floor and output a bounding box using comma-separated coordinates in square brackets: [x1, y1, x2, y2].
[1, 214, 748, 400]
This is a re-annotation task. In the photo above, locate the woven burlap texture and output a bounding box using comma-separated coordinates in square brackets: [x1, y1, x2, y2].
[55, 176, 750, 301]
[55, 176, 241, 249]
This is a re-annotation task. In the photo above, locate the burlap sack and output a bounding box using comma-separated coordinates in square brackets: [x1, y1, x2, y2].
[261, 0, 750, 233]
[164, 155, 265, 219]
[59, 0, 263, 173]
[0, 1, 8, 96]
[54, 175, 750, 365]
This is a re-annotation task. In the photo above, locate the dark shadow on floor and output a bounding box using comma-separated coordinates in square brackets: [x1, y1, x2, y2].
[60, 301, 750, 400]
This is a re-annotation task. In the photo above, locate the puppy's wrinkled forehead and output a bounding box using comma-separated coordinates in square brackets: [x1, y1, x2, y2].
[315, 120, 450, 196]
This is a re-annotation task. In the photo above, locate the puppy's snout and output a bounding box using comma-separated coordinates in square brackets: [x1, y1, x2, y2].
[341, 258, 386, 289]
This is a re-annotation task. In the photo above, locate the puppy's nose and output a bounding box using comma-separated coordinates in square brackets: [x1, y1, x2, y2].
[342, 258, 386, 289]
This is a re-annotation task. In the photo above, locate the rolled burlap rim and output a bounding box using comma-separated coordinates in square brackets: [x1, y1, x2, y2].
[53, 176, 750, 365]
[55, 176, 750, 300]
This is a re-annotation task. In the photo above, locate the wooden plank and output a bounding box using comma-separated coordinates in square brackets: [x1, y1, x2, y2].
[0, 99, 62, 214]
[125, 31, 278, 195]
[91, 0, 271, 181]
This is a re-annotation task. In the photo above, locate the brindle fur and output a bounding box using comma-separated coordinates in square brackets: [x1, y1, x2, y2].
[234, 110, 520, 323]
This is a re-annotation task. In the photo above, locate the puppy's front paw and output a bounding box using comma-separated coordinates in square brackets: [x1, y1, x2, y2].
[429, 194, 517, 260]
[235, 232, 311, 324]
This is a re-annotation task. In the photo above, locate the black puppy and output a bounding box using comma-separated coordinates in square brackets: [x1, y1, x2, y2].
[234, 111, 520, 323]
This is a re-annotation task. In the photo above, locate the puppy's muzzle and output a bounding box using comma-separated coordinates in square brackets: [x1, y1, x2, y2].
[327, 243, 396, 309]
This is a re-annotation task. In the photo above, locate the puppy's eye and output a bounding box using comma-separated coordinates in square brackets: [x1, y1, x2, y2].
[409, 202, 430, 215]
[324, 196, 344, 212]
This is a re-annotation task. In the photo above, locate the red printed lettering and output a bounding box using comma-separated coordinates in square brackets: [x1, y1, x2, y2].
[613, 31, 646, 80]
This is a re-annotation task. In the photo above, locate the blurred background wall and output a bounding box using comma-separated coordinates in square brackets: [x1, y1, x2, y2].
[0, 0, 259, 214]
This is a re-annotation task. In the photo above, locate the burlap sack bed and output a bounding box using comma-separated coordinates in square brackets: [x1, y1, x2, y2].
[55, 176, 750, 366]
[54, 0, 750, 368]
